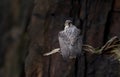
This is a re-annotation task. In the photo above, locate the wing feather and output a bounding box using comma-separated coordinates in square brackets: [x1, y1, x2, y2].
[58, 31, 71, 59]
[66, 26, 80, 46]
[58, 26, 82, 59]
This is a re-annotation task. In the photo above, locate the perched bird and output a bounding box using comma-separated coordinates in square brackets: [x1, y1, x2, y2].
[44, 20, 83, 59]
[58, 20, 82, 59]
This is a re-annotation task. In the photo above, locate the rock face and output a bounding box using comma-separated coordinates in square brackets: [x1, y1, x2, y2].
[0, 0, 120, 77]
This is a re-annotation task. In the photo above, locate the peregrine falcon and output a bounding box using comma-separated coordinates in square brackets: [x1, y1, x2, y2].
[44, 20, 82, 59]
[58, 20, 82, 59]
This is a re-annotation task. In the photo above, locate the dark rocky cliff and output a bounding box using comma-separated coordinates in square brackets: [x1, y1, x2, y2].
[0, 0, 120, 77]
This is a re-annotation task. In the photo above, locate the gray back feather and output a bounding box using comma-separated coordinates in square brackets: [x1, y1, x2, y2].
[58, 25, 82, 59]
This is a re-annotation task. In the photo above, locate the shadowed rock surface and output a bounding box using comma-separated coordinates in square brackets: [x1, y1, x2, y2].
[0, 0, 120, 77]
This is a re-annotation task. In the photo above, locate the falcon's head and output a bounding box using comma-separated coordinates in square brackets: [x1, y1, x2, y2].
[64, 20, 73, 30]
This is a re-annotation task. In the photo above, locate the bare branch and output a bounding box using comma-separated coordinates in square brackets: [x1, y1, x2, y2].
[43, 48, 60, 56]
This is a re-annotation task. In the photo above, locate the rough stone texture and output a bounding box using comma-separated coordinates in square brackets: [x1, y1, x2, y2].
[0, 0, 120, 77]
[0, 0, 34, 77]
[77, 0, 113, 77]
[114, 0, 120, 11]
[80, 0, 113, 47]
[25, 0, 120, 77]
[25, 0, 77, 77]
[109, 12, 120, 38]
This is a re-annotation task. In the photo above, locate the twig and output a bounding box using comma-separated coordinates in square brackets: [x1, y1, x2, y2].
[43, 48, 60, 56]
